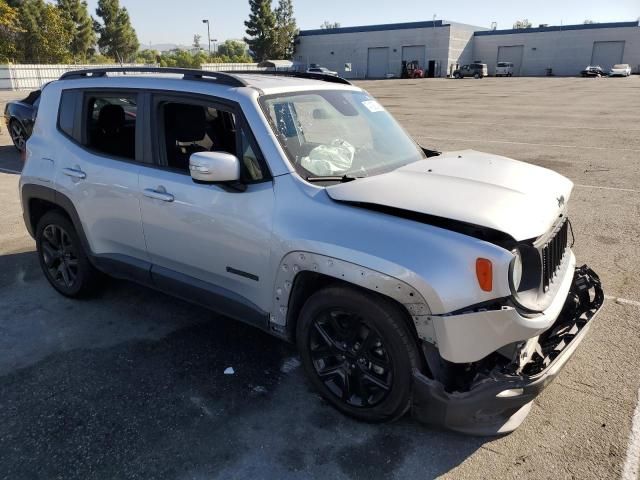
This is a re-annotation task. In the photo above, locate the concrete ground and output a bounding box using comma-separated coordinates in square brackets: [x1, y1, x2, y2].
[0, 77, 639, 480]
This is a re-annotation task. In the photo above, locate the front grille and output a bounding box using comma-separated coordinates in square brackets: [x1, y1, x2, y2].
[541, 220, 569, 292]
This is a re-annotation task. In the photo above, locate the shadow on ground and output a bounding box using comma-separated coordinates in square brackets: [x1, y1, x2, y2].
[0, 144, 21, 173]
[0, 251, 490, 479]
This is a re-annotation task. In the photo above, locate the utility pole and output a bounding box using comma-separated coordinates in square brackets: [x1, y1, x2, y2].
[202, 19, 212, 56]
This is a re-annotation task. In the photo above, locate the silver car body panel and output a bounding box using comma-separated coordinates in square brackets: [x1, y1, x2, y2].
[325, 151, 574, 242]
[432, 252, 576, 363]
[271, 250, 436, 343]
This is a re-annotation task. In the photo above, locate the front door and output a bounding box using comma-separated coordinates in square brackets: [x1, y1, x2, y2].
[138, 94, 275, 314]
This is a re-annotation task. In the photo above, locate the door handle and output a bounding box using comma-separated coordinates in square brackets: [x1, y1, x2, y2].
[144, 188, 174, 203]
[62, 167, 86, 180]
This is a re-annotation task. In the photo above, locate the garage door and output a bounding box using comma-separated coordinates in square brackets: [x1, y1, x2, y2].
[497, 45, 524, 76]
[402, 45, 426, 69]
[367, 47, 389, 79]
[591, 41, 625, 71]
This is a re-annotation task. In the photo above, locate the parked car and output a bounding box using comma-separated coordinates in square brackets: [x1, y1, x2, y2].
[20, 67, 603, 435]
[306, 66, 338, 76]
[453, 63, 488, 79]
[609, 64, 632, 77]
[495, 62, 514, 77]
[580, 65, 606, 77]
[4, 89, 40, 152]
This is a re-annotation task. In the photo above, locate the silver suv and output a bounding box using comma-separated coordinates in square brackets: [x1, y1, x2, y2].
[20, 68, 603, 435]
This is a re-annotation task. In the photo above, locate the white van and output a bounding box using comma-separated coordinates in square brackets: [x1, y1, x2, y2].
[495, 62, 514, 77]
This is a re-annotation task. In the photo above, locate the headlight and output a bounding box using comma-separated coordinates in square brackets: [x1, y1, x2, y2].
[510, 249, 523, 291]
[509, 244, 544, 311]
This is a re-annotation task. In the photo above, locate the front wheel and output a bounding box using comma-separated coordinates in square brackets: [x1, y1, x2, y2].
[297, 286, 420, 423]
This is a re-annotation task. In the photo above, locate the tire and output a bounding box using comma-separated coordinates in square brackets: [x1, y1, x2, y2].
[36, 210, 101, 297]
[474, 73, 480, 79]
[296, 285, 420, 423]
[9, 119, 27, 152]
[454, 73, 461, 79]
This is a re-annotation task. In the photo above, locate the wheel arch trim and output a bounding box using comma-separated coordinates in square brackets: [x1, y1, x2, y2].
[21, 183, 92, 257]
[271, 251, 437, 345]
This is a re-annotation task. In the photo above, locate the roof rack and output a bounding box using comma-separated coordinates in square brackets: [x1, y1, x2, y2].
[225, 70, 353, 85]
[58, 67, 248, 88]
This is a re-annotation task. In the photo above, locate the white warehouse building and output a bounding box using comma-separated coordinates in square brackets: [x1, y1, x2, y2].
[295, 20, 640, 78]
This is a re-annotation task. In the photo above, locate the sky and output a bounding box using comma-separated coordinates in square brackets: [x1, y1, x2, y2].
[85, 0, 640, 47]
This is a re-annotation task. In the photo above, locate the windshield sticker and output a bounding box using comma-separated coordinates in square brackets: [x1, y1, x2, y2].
[362, 100, 385, 113]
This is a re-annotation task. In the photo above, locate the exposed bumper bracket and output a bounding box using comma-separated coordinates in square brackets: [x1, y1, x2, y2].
[411, 265, 604, 435]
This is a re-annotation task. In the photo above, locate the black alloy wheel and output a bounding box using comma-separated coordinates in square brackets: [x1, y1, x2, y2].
[309, 308, 393, 408]
[36, 211, 101, 297]
[297, 286, 420, 423]
[40, 224, 79, 290]
[10, 119, 27, 151]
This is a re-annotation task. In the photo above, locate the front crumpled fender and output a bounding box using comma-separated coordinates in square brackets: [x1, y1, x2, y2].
[270, 251, 437, 344]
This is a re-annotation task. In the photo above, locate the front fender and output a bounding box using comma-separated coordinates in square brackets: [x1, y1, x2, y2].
[270, 251, 437, 344]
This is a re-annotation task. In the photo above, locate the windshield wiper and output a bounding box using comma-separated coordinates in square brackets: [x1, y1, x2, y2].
[305, 175, 359, 183]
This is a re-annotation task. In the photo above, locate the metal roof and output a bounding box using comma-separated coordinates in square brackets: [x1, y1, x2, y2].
[299, 20, 447, 37]
[475, 21, 639, 36]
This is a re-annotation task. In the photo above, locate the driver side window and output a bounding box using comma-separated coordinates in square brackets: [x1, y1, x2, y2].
[158, 98, 268, 182]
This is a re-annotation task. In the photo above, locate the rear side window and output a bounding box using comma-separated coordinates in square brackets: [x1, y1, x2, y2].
[58, 90, 80, 139]
[85, 95, 137, 160]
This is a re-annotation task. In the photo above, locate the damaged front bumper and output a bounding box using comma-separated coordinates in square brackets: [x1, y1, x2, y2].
[411, 265, 604, 435]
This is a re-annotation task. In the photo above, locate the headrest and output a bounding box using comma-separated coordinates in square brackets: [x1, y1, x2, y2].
[166, 103, 206, 143]
[98, 104, 125, 133]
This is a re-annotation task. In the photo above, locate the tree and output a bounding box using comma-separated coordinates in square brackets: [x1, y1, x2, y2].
[94, 0, 139, 62]
[193, 33, 201, 50]
[320, 20, 340, 29]
[57, 0, 95, 62]
[512, 19, 532, 29]
[273, 0, 297, 59]
[135, 48, 160, 64]
[217, 40, 246, 58]
[16, 0, 72, 63]
[0, 0, 22, 62]
[244, 0, 276, 61]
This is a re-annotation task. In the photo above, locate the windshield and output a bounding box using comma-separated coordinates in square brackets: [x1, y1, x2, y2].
[261, 90, 425, 180]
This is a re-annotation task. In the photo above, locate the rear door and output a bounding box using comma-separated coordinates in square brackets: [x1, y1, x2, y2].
[54, 88, 148, 263]
[137, 92, 275, 312]
[367, 47, 389, 79]
[497, 45, 524, 76]
[591, 41, 625, 72]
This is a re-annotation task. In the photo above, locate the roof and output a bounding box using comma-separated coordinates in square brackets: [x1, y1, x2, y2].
[475, 20, 639, 36]
[299, 20, 447, 37]
[54, 70, 358, 97]
[56, 67, 356, 93]
[232, 74, 359, 94]
[258, 60, 294, 68]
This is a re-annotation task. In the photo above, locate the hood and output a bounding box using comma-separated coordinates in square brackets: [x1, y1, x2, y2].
[326, 150, 574, 242]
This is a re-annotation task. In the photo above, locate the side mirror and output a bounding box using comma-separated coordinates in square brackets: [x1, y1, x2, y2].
[189, 151, 240, 183]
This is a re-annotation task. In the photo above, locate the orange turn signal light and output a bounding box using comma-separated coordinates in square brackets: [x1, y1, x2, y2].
[476, 258, 493, 292]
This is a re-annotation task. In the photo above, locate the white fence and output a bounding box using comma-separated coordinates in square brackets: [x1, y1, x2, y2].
[0, 63, 264, 90]
[0, 64, 155, 90]
[201, 63, 263, 72]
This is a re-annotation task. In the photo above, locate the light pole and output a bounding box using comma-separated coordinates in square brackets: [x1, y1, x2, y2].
[202, 19, 211, 56]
